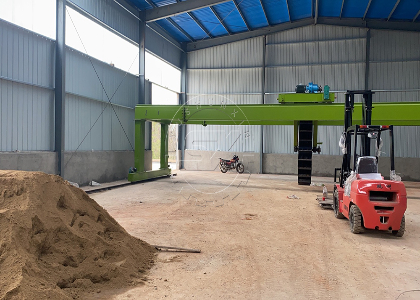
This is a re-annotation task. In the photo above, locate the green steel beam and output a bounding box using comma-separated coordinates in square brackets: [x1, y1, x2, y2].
[278, 92, 334, 103]
[135, 102, 420, 126]
[128, 168, 171, 182]
[134, 120, 146, 172]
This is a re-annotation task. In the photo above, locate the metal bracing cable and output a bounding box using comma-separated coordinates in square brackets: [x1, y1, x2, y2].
[64, 7, 137, 170]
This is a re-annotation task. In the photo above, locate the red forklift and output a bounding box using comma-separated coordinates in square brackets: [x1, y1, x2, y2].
[333, 91, 407, 236]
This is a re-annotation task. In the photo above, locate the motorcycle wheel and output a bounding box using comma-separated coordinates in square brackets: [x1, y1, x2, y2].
[236, 163, 244, 174]
[220, 162, 228, 173]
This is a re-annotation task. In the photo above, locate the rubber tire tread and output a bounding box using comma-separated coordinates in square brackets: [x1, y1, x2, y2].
[392, 215, 405, 237]
[349, 204, 364, 234]
[236, 163, 244, 174]
[333, 188, 345, 219]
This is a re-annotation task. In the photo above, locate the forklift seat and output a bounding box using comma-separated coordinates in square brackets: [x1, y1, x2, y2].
[356, 156, 382, 180]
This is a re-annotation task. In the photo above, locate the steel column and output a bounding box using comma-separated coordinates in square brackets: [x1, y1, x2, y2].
[365, 29, 370, 90]
[55, 0, 66, 177]
[134, 120, 146, 172]
[179, 51, 187, 169]
[139, 11, 146, 105]
[160, 124, 169, 169]
[260, 35, 266, 174]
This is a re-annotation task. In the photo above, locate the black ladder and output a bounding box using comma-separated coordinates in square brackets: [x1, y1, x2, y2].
[298, 121, 313, 185]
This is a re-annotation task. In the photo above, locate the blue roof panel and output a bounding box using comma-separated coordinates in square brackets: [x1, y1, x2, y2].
[366, 0, 396, 19]
[213, 2, 248, 33]
[191, 7, 229, 37]
[237, 0, 269, 29]
[170, 13, 209, 40]
[319, 0, 342, 17]
[390, 0, 420, 20]
[288, 0, 312, 21]
[126, 0, 152, 10]
[155, 19, 191, 42]
[151, 0, 177, 7]
[262, 0, 290, 24]
[341, 0, 370, 18]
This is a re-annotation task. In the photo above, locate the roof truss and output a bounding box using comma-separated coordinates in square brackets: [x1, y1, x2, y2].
[145, 0, 230, 22]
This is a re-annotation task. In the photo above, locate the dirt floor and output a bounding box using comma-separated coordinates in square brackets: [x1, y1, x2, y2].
[87, 170, 420, 300]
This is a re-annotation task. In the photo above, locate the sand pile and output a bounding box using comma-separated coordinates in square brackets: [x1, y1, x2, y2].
[0, 171, 155, 300]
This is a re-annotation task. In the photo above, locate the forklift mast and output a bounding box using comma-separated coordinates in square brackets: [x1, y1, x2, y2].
[340, 90, 375, 187]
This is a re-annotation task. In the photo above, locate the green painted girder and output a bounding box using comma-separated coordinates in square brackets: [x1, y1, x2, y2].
[135, 102, 420, 126]
[278, 92, 334, 103]
[128, 168, 171, 182]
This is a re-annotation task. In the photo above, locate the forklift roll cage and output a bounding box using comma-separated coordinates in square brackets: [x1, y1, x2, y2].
[339, 125, 395, 188]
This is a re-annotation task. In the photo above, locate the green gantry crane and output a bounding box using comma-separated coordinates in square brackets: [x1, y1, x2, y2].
[128, 86, 420, 184]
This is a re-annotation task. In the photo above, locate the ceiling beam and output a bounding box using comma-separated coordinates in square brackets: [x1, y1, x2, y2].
[209, 6, 232, 34]
[187, 18, 314, 51]
[388, 0, 401, 21]
[259, 0, 270, 26]
[414, 9, 420, 22]
[187, 12, 213, 38]
[286, 0, 292, 22]
[167, 18, 195, 41]
[340, 0, 345, 18]
[315, 0, 319, 24]
[318, 17, 420, 31]
[187, 17, 420, 52]
[363, 0, 372, 20]
[232, 0, 251, 31]
[145, 0, 230, 22]
[173, 0, 212, 38]
[144, 0, 194, 41]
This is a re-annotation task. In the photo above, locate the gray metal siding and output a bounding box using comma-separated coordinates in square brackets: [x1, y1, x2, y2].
[0, 80, 54, 151]
[0, 19, 55, 88]
[146, 27, 182, 69]
[186, 124, 261, 153]
[264, 25, 366, 155]
[368, 29, 420, 158]
[187, 68, 262, 95]
[68, 0, 139, 44]
[65, 47, 137, 151]
[0, 20, 54, 151]
[66, 47, 138, 108]
[65, 94, 134, 151]
[186, 37, 264, 152]
[68, 0, 183, 68]
[188, 37, 264, 69]
[266, 25, 367, 44]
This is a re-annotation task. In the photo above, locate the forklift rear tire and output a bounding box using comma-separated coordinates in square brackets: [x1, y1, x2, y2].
[349, 204, 364, 234]
[333, 188, 345, 219]
[392, 214, 405, 237]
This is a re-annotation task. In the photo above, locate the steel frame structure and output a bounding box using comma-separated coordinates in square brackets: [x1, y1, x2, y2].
[128, 97, 420, 182]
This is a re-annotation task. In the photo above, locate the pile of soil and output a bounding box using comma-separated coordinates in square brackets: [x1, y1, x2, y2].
[0, 171, 155, 300]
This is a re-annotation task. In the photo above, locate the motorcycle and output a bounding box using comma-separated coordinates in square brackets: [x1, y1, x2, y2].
[219, 155, 244, 173]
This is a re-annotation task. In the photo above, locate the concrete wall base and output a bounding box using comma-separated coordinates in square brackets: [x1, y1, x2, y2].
[182, 150, 420, 181]
[0, 150, 153, 186]
[183, 150, 261, 174]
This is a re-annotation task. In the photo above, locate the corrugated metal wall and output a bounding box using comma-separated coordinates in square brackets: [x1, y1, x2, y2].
[0, 20, 55, 151]
[1, 0, 179, 154]
[186, 24, 420, 159]
[186, 37, 264, 153]
[68, 0, 139, 44]
[65, 48, 138, 151]
[369, 29, 420, 158]
[265, 25, 367, 155]
[68, 0, 183, 68]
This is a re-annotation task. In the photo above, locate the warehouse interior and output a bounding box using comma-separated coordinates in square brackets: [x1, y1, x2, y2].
[1, 0, 420, 299]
